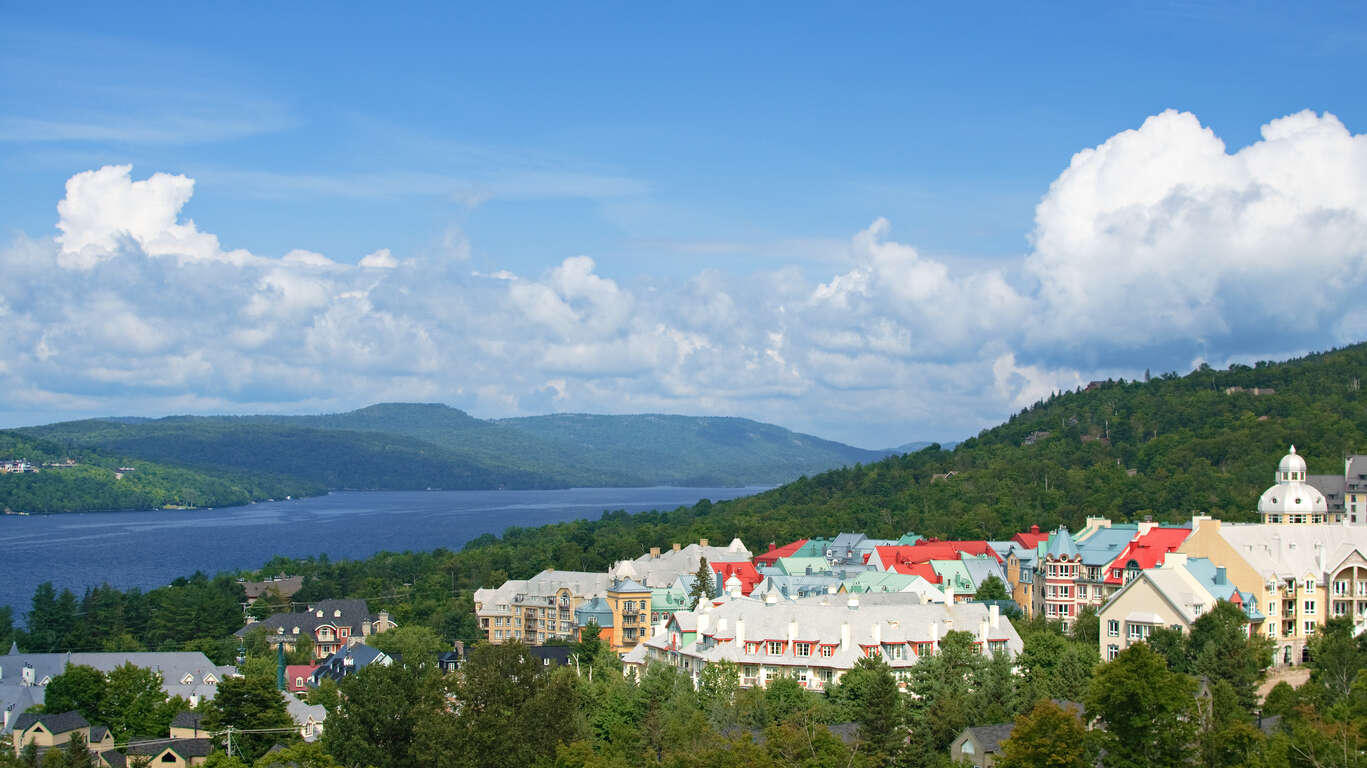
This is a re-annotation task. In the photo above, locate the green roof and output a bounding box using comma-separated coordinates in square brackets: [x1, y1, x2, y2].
[776, 556, 831, 576]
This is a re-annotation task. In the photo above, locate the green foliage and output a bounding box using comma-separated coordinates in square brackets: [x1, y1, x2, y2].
[252, 742, 341, 768]
[101, 663, 181, 741]
[689, 557, 712, 609]
[324, 662, 437, 768]
[40, 665, 106, 722]
[203, 675, 295, 763]
[997, 699, 1090, 768]
[367, 625, 444, 670]
[1086, 643, 1197, 768]
[972, 575, 1010, 601]
[830, 655, 903, 761]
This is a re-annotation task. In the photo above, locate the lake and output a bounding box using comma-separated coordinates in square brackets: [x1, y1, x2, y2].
[0, 486, 764, 624]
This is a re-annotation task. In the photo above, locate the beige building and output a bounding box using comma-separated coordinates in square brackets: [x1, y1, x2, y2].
[474, 569, 610, 645]
[1179, 516, 1367, 664]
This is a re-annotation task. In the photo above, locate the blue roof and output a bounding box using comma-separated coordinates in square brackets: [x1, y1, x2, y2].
[610, 578, 650, 593]
[1183, 557, 1264, 621]
[1076, 526, 1139, 566]
[575, 597, 614, 628]
[1046, 527, 1080, 559]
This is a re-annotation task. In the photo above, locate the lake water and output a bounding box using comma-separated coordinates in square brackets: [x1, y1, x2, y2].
[0, 486, 764, 624]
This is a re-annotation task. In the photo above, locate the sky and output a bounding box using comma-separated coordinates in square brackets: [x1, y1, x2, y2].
[2, 2, 1366, 449]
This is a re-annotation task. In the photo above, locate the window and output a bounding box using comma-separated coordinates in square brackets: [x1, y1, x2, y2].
[1268, 601, 1277, 616]
[161, 754, 177, 763]
[295, 676, 304, 688]
[1335, 581, 1349, 596]
[1107, 619, 1119, 637]
[1269, 624, 1277, 637]
[1305, 600, 1317, 615]
[819, 645, 834, 657]
[1305, 580, 1316, 593]
[746, 642, 761, 654]
[767, 641, 784, 655]
[888, 644, 905, 660]
[1107, 644, 1120, 660]
[795, 643, 811, 657]
[1305, 622, 1317, 635]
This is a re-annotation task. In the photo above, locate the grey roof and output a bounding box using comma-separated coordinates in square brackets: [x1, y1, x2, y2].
[236, 598, 381, 639]
[89, 725, 110, 742]
[170, 711, 202, 729]
[964, 723, 1015, 753]
[311, 643, 390, 684]
[575, 597, 614, 628]
[12, 710, 89, 735]
[1077, 526, 1139, 566]
[611, 578, 650, 593]
[98, 751, 127, 768]
[963, 558, 1007, 590]
[129, 738, 213, 758]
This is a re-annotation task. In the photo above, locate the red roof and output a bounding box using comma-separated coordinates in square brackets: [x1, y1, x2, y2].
[874, 541, 1002, 570]
[886, 561, 942, 583]
[712, 561, 763, 595]
[284, 664, 317, 692]
[752, 539, 809, 567]
[1104, 527, 1193, 584]
[1012, 525, 1049, 549]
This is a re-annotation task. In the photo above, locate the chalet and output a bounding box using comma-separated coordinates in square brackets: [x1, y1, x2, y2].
[237, 599, 395, 659]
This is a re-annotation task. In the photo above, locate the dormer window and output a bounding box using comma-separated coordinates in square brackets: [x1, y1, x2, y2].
[181, 674, 194, 685]
[334, 610, 342, 618]
[316, 610, 324, 618]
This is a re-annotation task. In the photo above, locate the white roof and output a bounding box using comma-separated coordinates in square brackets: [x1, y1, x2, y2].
[1216, 523, 1367, 581]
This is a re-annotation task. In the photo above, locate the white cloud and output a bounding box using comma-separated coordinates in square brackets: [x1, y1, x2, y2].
[5, 110, 1367, 448]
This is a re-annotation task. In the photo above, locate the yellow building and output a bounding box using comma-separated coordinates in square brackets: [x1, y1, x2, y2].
[604, 578, 653, 653]
[474, 570, 610, 645]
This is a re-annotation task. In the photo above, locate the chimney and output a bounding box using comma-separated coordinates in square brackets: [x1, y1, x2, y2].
[840, 621, 851, 651]
[672, 543, 681, 552]
[1164, 553, 1187, 569]
[650, 547, 660, 559]
[872, 622, 881, 647]
[717, 617, 728, 636]
[700, 538, 709, 547]
[788, 619, 797, 644]
[768, 542, 777, 552]
[1138, 520, 1157, 535]
[1031, 524, 1041, 534]
[980, 617, 989, 640]
[1215, 566, 1227, 585]
[827, 584, 838, 594]
[1271, 534, 1282, 559]
[989, 604, 1000, 629]
[847, 596, 860, 610]
[736, 618, 745, 647]
[698, 613, 710, 636]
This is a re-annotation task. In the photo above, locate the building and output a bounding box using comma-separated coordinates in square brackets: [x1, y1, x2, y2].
[238, 574, 304, 605]
[310, 644, 392, 685]
[1260, 446, 1331, 524]
[950, 723, 1015, 767]
[1178, 515, 1367, 664]
[283, 692, 326, 741]
[237, 599, 395, 659]
[1, 647, 235, 731]
[631, 592, 1022, 691]
[474, 570, 609, 645]
[610, 538, 753, 588]
[11, 711, 93, 759]
[1098, 553, 1262, 660]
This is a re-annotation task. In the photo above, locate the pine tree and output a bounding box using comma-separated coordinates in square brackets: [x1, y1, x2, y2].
[688, 558, 713, 609]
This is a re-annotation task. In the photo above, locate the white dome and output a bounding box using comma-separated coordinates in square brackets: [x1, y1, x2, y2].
[1278, 445, 1307, 479]
[1258, 482, 1326, 514]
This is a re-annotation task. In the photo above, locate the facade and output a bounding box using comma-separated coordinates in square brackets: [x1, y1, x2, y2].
[238, 599, 395, 659]
[11, 711, 93, 758]
[604, 579, 653, 653]
[474, 569, 610, 645]
[1178, 516, 1367, 664]
[632, 592, 1022, 691]
[1098, 553, 1261, 660]
[1260, 446, 1331, 524]
[950, 723, 1015, 767]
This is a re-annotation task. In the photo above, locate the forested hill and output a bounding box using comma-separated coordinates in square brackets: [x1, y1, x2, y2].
[11, 405, 893, 511]
[0, 430, 320, 514]
[690, 343, 1367, 546]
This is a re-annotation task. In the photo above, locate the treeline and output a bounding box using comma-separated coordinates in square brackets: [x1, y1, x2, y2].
[0, 430, 321, 514]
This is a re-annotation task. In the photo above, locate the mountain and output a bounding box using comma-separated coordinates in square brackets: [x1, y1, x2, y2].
[0, 430, 321, 514]
[11, 405, 892, 510]
[890, 440, 959, 454]
[696, 343, 1367, 545]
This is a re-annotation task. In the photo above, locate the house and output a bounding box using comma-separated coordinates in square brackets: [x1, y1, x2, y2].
[1098, 553, 1263, 661]
[752, 539, 811, 568]
[310, 644, 392, 685]
[237, 599, 395, 659]
[950, 723, 1015, 767]
[239, 574, 304, 604]
[284, 664, 318, 693]
[127, 738, 212, 767]
[0, 648, 235, 731]
[283, 691, 326, 741]
[169, 711, 206, 738]
[11, 711, 91, 758]
[711, 561, 762, 596]
[632, 591, 1022, 692]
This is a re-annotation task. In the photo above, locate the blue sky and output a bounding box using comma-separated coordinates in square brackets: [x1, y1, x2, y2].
[2, 2, 1366, 448]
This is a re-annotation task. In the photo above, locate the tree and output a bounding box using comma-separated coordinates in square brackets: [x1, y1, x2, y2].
[1188, 600, 1273, 712]
[325, 662, 436, 768]
[101, 663, 175, 741]
[252, 741, 342, 768]
[1086, 643, 1196, 768]
[830, 655, 902, 760]
[202, 675, 293, 763]
[689, 558, 713, 608]
[997, 699, 1089, 768]
[973, 575, 1010, 602]
[575, 621, 606, 668]
[61, 732, 95, 768]
[42, 665, 107, 724]
[369, 625, 444, 670]
[696, 660, 740, 730]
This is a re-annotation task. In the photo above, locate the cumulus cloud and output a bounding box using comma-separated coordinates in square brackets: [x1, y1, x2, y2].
[3, 109, 1366, 447]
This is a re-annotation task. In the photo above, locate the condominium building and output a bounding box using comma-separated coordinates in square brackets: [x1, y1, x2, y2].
[473, 569, 610, 645]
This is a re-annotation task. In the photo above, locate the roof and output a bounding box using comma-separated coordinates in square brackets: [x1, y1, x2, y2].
[1205, 523, 1367, 582]
[874, 541, 1002, 569]
[575, 597, 614, 628]
[1046, 528, 1080, 560]
[713, 561, 763, 595]
[1105, 527, 1192, 584]
[1076, 525, 1141, 567]
[169, 711, 202, 730]
[610, 578, 650, 593]
[129, 738, 213, 758]
[235, 598, 382, 639]
[963, 723, 1016, 753]
[752, 539, 809, 566]
[776, 556, 832, 576]
[12, 711, 89, 735]
[1012, 525, 1049, 549]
